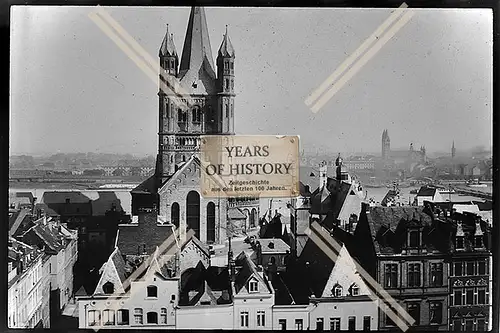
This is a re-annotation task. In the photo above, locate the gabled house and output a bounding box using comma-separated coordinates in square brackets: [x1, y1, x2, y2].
[77, 245, 179, 329]
[232, 251, 275, 330]
[277, 226, 379, 330]
[414, 186, 444, 206]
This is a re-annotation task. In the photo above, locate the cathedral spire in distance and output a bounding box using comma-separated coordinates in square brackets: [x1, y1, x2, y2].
[159, 24, 178, 57]
[179, 7, 216, 80]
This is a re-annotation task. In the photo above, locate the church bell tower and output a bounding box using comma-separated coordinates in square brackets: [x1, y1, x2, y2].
[156, 7, 236, 186]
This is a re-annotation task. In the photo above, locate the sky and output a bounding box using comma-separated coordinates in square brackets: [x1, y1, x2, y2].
[10, 6, 492, 156]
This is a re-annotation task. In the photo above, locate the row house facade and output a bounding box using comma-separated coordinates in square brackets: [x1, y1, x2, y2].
[353, 202, 492, 331]
[20, 217, 78, 324]
[8, 238, 51, 328]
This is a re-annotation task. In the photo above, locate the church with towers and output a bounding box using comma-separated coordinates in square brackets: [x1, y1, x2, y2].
[128, 7, 259, 246]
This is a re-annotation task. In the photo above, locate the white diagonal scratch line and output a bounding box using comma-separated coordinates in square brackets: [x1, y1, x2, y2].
[88, 8, 190, 110]
[305, 3, 408, 107]
[306, 222, 416, 331]
[310, 9, 415, 113]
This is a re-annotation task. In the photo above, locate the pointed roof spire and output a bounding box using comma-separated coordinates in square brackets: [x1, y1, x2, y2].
[179, 7, 216, 79]
[218, 24, 235, 58]
[159, 24, 178, 57]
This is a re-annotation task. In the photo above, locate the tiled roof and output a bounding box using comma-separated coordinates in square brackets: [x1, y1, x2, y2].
[283, 226, 353, 304]
[182, 234, 210, 258]
[180, 261, 231, 306]
[91, 191, 125, 216]
[228, 207, 246, 220]
[29, 223, 65, 253]
[131, 174, 158, 194]
[34, 203, 60, 217]
[257, 238, 290, 254]
[9, 209, 30, 237]
[116, 213, 176, 256]
[41, 191, 92, 204]
[417, 186, 437, 197]
[110, 247, 128, 284]
[233, 251, 270, 294]
[310, 178, 351, 218]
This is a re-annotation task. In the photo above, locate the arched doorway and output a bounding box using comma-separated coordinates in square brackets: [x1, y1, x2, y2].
[207, 202, 216, 243]
[171, 202, 180, 229]
[186, 191, 200, 238]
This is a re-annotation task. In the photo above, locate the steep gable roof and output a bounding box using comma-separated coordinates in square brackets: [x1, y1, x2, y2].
[131, 174, 159, 194]
[181, 234, 210, 258]
[233, 251, 270, 295]
[228, 207, 246, 220]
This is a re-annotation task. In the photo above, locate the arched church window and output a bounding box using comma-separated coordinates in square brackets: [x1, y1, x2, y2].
[225, 79, 229, 91]
[182, 155, 186, 162]
[225, 104, 229, 118]
[207, 202, 216, 243]
[171, 203, 180, 228]
[230, 62, 234, 70]
[231, 79, 234, 90]
[186, 191, 201, 239]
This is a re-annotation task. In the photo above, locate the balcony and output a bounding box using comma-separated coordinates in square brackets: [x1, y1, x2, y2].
[174, 136, 201, 151]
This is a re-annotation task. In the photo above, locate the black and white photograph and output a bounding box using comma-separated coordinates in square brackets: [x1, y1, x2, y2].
[8, 5, 493, 331]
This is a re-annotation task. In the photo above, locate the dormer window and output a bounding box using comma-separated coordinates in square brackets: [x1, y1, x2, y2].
[333, 285, 343, 298]
[408, 230, 420, 248]
[103, 281, 114, 294]
[249, 280, 258, 293]
[350, 283, 359, 296]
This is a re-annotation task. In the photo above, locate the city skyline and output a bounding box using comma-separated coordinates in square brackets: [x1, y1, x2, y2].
[10, 7, 492, 156]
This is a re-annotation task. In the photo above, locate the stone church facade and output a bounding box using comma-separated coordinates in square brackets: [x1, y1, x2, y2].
[131, 7, 259, 245]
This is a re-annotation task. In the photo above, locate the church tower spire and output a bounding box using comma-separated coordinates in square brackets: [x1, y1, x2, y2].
[452, 140, 456, 158]
[216, 25, 236, 134]
[179, 7, 216, 80]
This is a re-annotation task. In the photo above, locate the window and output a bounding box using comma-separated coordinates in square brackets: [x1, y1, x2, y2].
[160, 308, 167, 324]
[225, 104, 229, 118]
[384, 263, 398, 288]
[103, 309, 115, 326]
[477, 319, 486, 331]
[430, 263, 443, 286]
[279, 319, 286, 330]
[407, 303, 420, 325]
[257, 311, 266, 327]
[465, 289, 473, 305]
[178, 109, 187, 123]
[466, 262, 475, 275]
[240, 311, 249, 327]
[192, 107, 201, 123]
[478, 261, 487, 275]
[333, 285, 343, 297]
[348, 316, 356, 331]
[117, 310, 129, 325]
[88, 310, 100, 326]
[225, 79, 229, 90]
[478, 288, 486, 304]
[230, 62, 234, 70]
[454, 262, 463, 276]
[475, 235, 483, 248]
[171, 202, 180, 228]
[146, 312, 158, 324]
[316, 318, 324, 331]
[330, 318, 340, 331]
[147, 285, 157, 298]
[454, 290, 462, 306]
[429, 301, 442, 324]
[452, 319, 461, 331]
[363, 316, 371, 331]
[350, 283, 359, 296]
[456, 236, 464, 249]
[295, 319, 303, 330]
[207, 202, 216, 243]
[465, 319, 473, 331]
[249, 280, 258, 292]
[409, 230, 420, 247]
[134, 308, 143, 324]
[171, 294, 176, 302]
[102, 281, 114, 294]
[407, 263, 421, 287]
